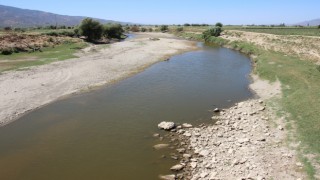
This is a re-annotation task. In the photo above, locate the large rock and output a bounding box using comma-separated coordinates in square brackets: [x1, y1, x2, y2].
[158, 121, 175, 130]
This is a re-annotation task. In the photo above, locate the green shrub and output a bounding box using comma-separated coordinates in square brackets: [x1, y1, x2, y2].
[74, 28, 80, 36]
[79, 18, 103, 41]
[160, 25, 169, 32]
[229, 41, 258, 55]
[1, 48, 13, 55]
[48, 37, 54, 42]
[148, 28, 153, 32]
[205, 36, 228, 46]
[61, 31, 75, 37]
[202, 27, 222, 40]
[130, 25, 140, 32]
[176, 27, 184, 32]
[4, 27, 12, 31]
[141, 27, 147, 32]
[45, 31, 59, 36]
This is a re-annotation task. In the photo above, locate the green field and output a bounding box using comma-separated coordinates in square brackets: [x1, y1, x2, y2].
[0, 41, 87, 72]
[225, 26, 320, 36]
[256, 50, 320, 179]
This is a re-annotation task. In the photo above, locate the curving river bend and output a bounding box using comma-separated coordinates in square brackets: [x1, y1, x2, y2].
[0, 43, 252, 180]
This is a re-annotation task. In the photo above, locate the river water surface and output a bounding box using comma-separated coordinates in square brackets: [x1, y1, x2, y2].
[0, 44, 252, 179]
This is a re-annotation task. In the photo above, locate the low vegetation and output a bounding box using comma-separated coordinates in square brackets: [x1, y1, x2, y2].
[0, 41, 87, 72]
[255, 50, 320, 179]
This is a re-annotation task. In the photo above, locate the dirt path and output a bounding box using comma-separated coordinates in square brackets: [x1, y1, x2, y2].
[0, 33, 196, 126]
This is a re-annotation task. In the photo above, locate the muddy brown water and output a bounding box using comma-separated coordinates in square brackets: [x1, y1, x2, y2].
[0, 44, 252, 180]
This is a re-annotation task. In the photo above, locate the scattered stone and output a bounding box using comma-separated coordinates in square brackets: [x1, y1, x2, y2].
[176, 148, 186, 153]
[176, 99, 304, 179]
[158, 121, 175, 130]
[171, 155, 179, 160]
[209, 172, 218, 180]
[182, 123, 193, 128]
[153, 144, 169, 150]
[170, 164, 184, 171]
[190, 162, 197, 169]
[153, 133, 160, 137]
[296, 162, 303, 167]
[238, 138, 250, 144]
[200, 172, 209, 178]
[199, 150, 210, 156]
[257, 137, 266, 142]
[149, 37, 160, 41]
[184, 132, 192, 137]
[213, 108, 220, 112]
[159, 174, 176, 180]
[278, 126, 284, 130]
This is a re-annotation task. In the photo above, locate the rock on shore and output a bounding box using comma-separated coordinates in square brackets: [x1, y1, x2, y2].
[158, 121, 176, 130]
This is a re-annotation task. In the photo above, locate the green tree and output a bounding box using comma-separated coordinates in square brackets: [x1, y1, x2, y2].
[215, 22, 223, 27]
[79, 18, 103, 41]
[104, 24, 124, 39]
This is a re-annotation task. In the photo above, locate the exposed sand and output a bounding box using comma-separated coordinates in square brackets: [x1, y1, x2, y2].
[0, 33, 196, 126]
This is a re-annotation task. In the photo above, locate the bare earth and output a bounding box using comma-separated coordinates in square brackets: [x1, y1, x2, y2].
[0, 32, 196, 126]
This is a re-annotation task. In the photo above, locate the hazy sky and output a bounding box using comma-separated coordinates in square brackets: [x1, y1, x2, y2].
[0, 0, 319, 25]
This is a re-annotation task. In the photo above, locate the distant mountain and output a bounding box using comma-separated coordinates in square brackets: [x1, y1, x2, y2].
[295, 18, 320, 26]
[0, 4, 132, 28]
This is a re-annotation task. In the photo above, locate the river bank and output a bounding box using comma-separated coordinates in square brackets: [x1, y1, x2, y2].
[0, 32, 196, 126]
[159, 75, 306, 180]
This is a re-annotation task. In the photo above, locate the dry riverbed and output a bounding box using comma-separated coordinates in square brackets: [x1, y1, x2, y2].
[0, 32, 196, 126]
[157, 76, 306, 179]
